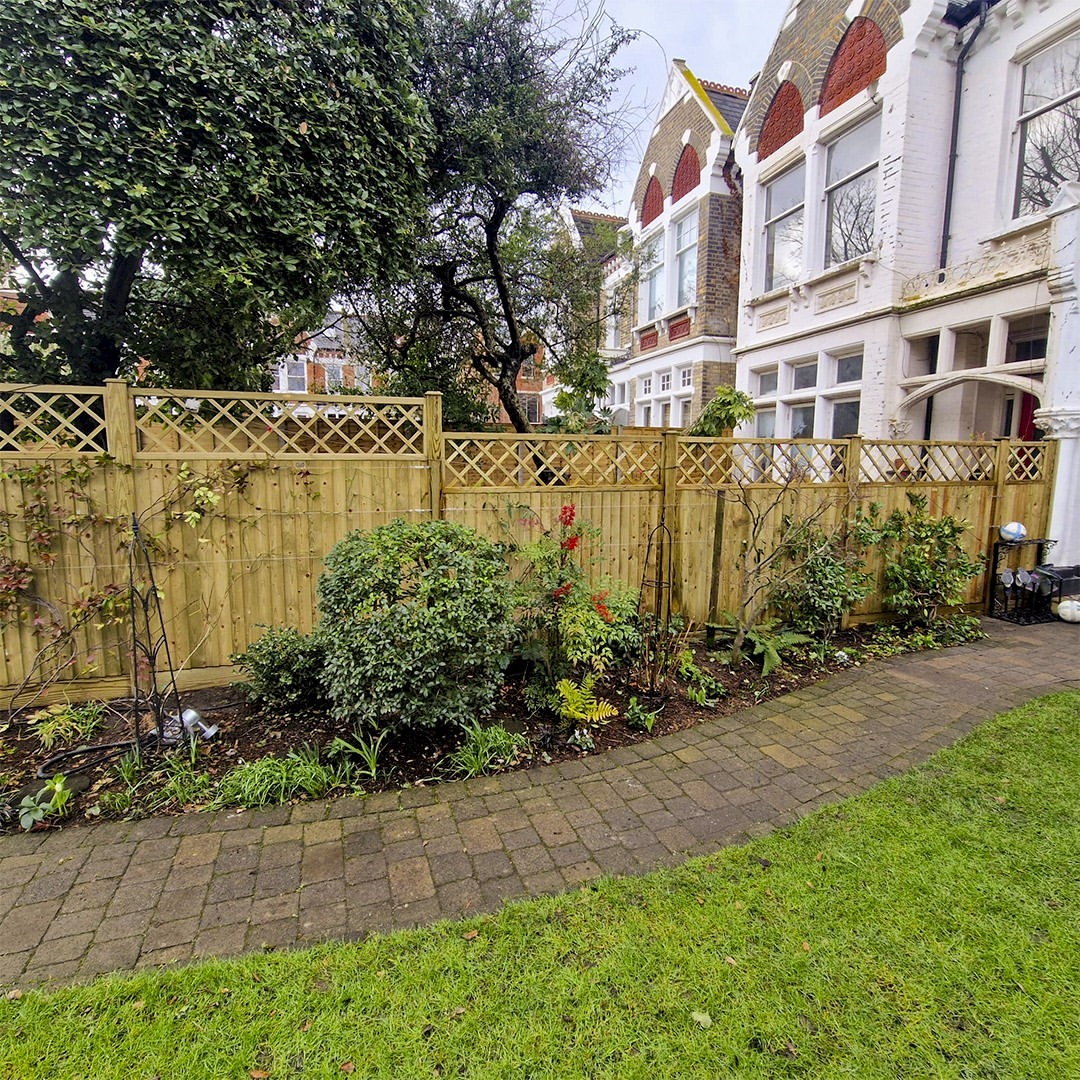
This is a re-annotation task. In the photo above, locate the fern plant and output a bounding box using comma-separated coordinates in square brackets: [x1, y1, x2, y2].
[554, 675, 618, 725]
[747, 622, 813, 676]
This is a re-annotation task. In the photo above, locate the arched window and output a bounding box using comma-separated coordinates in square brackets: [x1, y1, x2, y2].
[819, 17, 886, 116]
[641, 176, 664, 226]
[758, 82, 805, 160]
[671, 145, 701, 203]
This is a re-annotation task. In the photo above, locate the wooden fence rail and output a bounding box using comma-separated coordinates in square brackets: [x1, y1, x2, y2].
[0, 383, 1058, 704]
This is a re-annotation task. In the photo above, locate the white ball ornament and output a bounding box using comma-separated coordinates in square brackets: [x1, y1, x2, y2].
[1057, 599, 1080, 624]
[999, 521, 1027, 542]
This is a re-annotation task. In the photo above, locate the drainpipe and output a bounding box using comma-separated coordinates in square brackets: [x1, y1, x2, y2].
[939, 0, 990, 272]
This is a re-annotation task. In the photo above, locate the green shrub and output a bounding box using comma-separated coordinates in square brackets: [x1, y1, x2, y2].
[881, 493, 983, 626]
[231, 626, 326, 714]
[772, 517, 877, 637]
[317, 519, 514, 733]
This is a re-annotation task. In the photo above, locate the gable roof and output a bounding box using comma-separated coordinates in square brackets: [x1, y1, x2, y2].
[700, 81, 751, 134]
[569, 210, 627, 263]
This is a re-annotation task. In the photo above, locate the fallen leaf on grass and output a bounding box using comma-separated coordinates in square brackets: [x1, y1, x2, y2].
[299, 1019, 312, 1032]
[341, 1063, 355, 1074]
[250, 1072, 270, 1079]
[801, 941, 811, 952]
[462, 929, 479, 941]
[5, 990, 22, 1001]
[692, 1011, 713, 1029]
[724, 956, 738, 966]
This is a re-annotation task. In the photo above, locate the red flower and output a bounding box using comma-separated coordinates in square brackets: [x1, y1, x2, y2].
[591, 592, 613, 623]
[553, 582, 572, 601]
[558, 504, 576, 527]
[560, 534, 580, 551]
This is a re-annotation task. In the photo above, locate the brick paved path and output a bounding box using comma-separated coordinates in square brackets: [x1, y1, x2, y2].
[1, 620, 1076, 989]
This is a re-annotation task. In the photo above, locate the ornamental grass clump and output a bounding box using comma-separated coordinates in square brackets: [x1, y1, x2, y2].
[317, 519, 514, 734]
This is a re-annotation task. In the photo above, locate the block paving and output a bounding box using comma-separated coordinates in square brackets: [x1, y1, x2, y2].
[1, 620, 1076, 989]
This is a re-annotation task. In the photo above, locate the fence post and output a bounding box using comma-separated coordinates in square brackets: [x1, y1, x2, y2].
[660, 430, 681, 612]
[982, 439, 1013, 610]
[104, 379, 137, 522]
[423, 391, 444, 521]
[846, 435, 863, 485]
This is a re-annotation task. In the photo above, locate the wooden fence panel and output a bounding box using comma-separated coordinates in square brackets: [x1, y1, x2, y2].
[0, 380, 1059, 702]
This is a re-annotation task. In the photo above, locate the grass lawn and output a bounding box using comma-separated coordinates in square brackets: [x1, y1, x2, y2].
[2, 691, 1077, 1079]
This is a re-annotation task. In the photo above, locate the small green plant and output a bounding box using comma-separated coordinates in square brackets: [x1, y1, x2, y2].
[98, 788, 134, 816]
[18, 774, 73, 829]
[232, 626, 326, 715]
[446, 722, 529, 780]
[154, 754, 213, 810]
[325, 730, 388, 784]
[880, 493, 984, 626]
[624, 696, 659, 733]
[566, 727, 595, 752]
[637, 612, 692, 694]
[28, 700, 106, 750]
[211, 747, 345, 809]
[677, 650, 725, 704]
[554, 675, 618, 726]
[712, 619, 812, 676]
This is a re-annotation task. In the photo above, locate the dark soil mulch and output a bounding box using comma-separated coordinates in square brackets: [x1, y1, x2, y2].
[0, 633, 870, 833]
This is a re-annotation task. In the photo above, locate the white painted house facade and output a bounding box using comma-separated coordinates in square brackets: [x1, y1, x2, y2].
[733, 0, 1080, 561]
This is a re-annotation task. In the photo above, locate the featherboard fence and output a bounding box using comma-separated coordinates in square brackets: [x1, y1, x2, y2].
[0, 382, 1057, 705]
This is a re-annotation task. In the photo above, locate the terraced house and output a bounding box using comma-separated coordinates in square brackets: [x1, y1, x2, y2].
[596, 62, 749, 430]
[733, 0, 1080, 561]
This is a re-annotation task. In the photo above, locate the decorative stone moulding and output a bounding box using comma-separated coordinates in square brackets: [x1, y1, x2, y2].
[1034, 409, 1080, 438]
[900, 232, 1050, 302]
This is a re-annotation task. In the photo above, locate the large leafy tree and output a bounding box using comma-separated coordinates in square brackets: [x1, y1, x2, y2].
[347, 0, 633, 431]
[0, 0, 431, 388]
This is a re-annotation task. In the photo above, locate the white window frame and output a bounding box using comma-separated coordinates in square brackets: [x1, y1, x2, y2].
[762, 161, 806, 292]
[680, 367, 693, 389]
[1013, 29, 1080, 218]
[660, 372, 671, 392]
[283, 360, 307, 393]
[823, 115, 880, 267]
[640, 234, 665, 323]
[674, 212, 698, 308]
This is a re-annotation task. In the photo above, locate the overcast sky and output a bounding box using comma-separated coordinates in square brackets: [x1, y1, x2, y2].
[586, 0, 791, 214]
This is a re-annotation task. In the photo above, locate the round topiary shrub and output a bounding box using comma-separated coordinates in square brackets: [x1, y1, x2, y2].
[317, 519, 514, 733]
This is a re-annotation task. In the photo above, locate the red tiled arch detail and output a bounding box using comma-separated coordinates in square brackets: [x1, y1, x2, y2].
[758, 82, 805, 160]
[671, 145, 701, 203]
[642, 176, 664, 226]
[819, 17, 887, 117]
